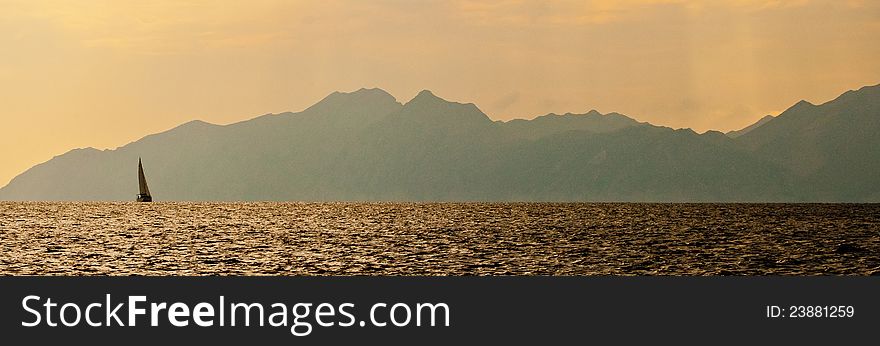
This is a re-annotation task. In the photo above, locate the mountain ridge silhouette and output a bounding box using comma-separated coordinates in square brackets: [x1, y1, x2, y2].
[1, 84, 878, 201]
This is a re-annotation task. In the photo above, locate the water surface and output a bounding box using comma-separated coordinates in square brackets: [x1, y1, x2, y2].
[1, 202, 878, 275]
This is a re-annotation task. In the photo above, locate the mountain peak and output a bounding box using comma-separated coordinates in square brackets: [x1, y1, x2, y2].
[166, 119, 219, 133]
[352, 87, 395, 98]
[775, 99, 816, 118]
[180, 119, 215, 127]
[326, 87, 396, 102]
[306, 87, 400, 114]
[408, 89, 444, 104]
[404, 90, 480, 110]
[395, 90, 492, 129]
[793, 99, 815, 108]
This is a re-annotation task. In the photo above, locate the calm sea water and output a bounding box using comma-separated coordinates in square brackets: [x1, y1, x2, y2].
[1, 202, 878, 275]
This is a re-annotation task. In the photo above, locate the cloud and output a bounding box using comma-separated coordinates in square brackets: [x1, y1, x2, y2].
[0, 0, 822, 56]
[1, 1, 318, 54]
[449, 0, 814, 27]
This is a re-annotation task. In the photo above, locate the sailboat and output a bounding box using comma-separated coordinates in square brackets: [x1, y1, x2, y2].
[137, 158, 153, 202]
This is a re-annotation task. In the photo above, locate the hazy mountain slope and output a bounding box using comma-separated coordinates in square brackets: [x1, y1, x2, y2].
[310, 94, 789, 201]
[736, 83, 880, 201]
[475, 127, 793, 201]
[321, 90, 500, 200]
[0, 88, 403, 201]
[726, 115, 774, 138]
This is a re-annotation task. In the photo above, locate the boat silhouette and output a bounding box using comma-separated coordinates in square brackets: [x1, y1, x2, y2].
[137, 158, 153, 202]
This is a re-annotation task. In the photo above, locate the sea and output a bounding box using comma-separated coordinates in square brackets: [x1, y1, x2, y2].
[1, 202, 878, 275]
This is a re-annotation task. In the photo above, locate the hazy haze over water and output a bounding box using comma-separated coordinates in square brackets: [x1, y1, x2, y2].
[1, 202, 878, 275]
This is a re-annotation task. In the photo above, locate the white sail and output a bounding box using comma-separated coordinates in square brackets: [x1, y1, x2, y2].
[138, 158, 151, 196]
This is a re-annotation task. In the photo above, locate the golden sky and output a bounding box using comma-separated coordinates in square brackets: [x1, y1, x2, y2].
[1, 0, 879, 186]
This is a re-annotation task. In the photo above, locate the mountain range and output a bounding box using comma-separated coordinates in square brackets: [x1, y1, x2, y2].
[2, 83, 878, 202]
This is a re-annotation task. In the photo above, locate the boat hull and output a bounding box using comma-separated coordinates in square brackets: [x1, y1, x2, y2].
[137, 195, 152, 202]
